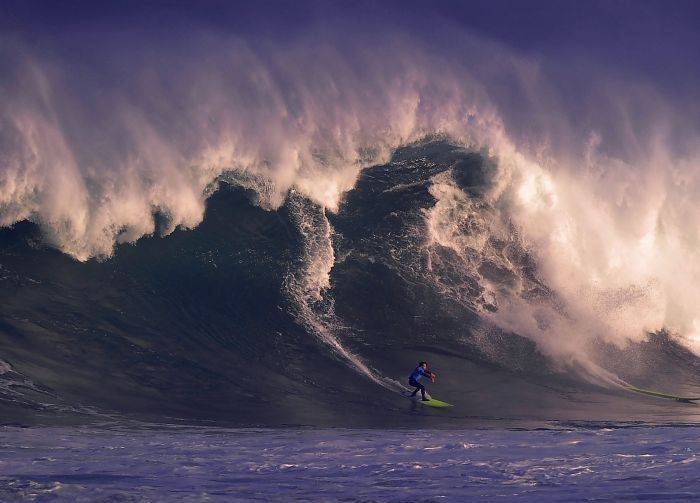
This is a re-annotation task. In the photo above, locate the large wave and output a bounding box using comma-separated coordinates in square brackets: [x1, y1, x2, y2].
[2, 12, 700, 423]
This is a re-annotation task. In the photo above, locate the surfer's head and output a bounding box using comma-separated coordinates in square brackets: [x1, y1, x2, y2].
[419, 361, 427, 368]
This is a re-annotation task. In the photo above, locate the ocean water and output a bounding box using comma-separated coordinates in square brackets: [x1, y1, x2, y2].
[1, 425, 699, 502]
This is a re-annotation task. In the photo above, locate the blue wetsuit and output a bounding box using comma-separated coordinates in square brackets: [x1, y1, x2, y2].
[408, 366, 429, 400]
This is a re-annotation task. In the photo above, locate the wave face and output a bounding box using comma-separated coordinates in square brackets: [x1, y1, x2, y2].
[2, 141, 700, 426]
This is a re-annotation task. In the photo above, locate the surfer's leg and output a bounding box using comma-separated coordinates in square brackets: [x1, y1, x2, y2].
[410, 380, 427, 400]
[409, 378, 420, 396]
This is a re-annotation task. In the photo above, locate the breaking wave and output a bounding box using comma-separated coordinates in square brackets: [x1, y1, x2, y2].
[2, 16, 700, 425]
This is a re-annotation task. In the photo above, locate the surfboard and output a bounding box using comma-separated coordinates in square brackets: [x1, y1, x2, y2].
[404, 392, 453, 408]
[627, 385, 700, 403]
[420, 397, 453, 408]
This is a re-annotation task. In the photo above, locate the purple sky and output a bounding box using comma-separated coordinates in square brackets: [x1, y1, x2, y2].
[4, 0, 699, 90]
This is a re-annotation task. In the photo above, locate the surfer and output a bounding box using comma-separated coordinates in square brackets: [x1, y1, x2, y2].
[408, 361, 436, 401]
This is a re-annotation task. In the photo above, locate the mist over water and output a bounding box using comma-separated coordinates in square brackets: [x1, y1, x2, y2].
[2, 4, 700, 418]
[0, 30, 503, 259]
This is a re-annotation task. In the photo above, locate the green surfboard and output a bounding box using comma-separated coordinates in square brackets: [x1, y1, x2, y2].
[420, 398, 453, 408]
[404, 393, 453, 408]
[627, 385, 700, 403]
